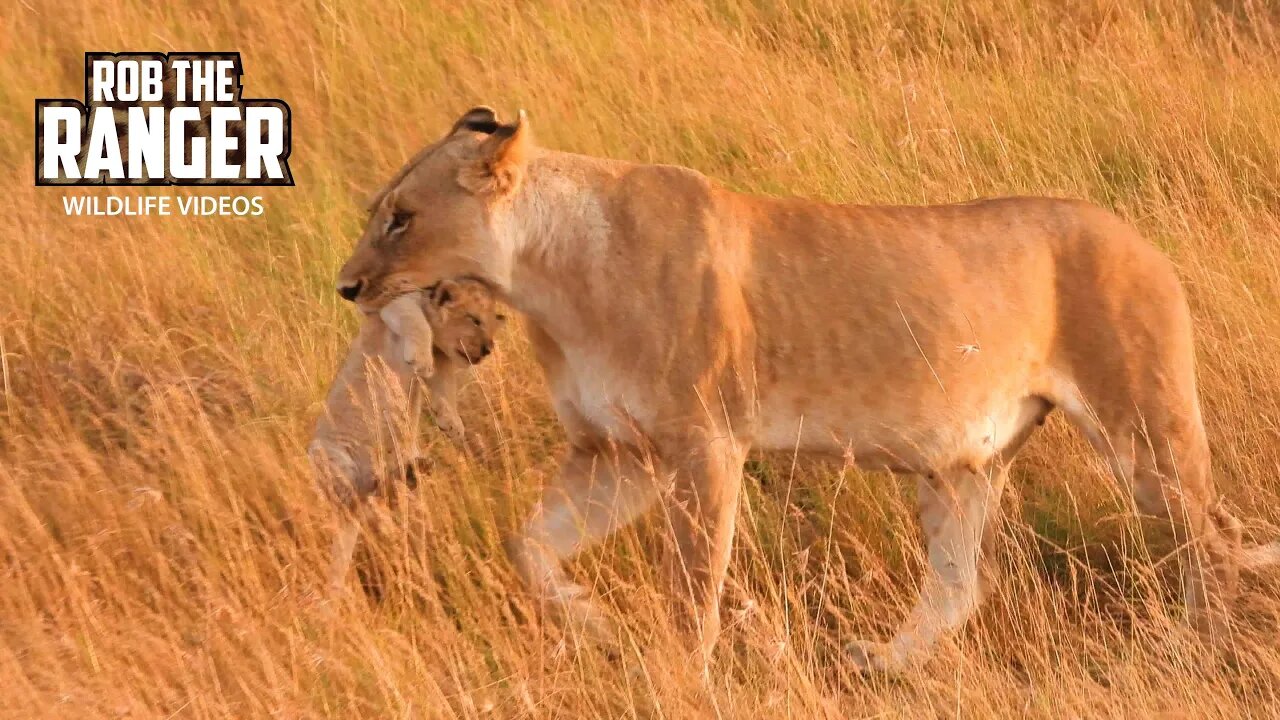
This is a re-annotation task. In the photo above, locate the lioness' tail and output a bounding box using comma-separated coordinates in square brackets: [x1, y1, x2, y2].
[1240, 541, 1280, 571]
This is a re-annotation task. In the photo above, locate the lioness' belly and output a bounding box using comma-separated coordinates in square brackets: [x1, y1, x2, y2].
[754, 383, 1051, 474]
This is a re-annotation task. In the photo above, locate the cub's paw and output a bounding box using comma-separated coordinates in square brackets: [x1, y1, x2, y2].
[399, 337, 435, 378]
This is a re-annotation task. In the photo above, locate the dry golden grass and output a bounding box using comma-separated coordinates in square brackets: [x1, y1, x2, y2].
[5, 0, 1280, 716]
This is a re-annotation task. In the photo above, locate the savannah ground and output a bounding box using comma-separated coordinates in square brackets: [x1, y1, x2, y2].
[4, 1, 1280, 717]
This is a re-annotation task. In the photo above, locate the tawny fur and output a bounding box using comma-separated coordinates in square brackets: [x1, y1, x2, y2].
[310, 278, 504, 593]
[335, 107, 1280, 671]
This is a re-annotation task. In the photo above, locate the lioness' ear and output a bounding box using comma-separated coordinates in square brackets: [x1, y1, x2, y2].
[448, 106, 501, 136]
[457, 110, 531, 196]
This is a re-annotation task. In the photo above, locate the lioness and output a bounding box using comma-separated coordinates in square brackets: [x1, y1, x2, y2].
[334, 107, 1279, 671]
[311, 278, 504, 593]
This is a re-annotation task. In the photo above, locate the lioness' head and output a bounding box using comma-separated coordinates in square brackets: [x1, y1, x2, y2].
[337, 106, 532, 311]
[426, 277, 506, 364]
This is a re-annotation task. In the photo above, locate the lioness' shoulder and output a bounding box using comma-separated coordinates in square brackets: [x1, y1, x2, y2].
[616, 162, 715, 198]
[609, 163, 723, 232]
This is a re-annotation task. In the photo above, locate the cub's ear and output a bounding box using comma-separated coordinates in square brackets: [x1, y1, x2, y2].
[431, 279, 460, 308]
[457, 110, 531, 196]
[448, 106, 501, 136]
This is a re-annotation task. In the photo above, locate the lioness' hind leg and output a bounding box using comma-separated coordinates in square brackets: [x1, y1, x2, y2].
[849, 463, 1010, 673]
[1125, 425, 1240, 638]
[1060, 390, 1241, 640]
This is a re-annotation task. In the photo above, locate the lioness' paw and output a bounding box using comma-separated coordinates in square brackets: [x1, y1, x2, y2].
[400, 456, 435, 490]
[539, 584, 621, 659]
[845, 639, 902, 675]
[564, 597, 622, 660]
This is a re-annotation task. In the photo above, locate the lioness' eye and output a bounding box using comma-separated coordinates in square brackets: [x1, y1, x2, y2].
[469, 315, 482, 327]
[385, 210, 411, 236]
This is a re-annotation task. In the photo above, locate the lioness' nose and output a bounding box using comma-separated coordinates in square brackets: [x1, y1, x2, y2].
[480, 343, 493, 358]
[337, 280, 363, 302]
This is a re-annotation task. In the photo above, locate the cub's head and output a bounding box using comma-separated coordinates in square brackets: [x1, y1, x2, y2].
[425, 278, 506, 364]
[336, 106, 533, 311]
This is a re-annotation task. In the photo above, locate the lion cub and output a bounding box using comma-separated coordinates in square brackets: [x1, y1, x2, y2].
[310, 277, 505, 593]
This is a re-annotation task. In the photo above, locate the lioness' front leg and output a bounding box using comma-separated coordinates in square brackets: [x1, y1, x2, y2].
[506, 442, 663, 651]
[659, 434, 748, 663]
[848, 465, 1008, 673]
